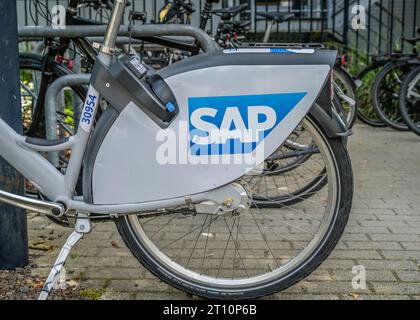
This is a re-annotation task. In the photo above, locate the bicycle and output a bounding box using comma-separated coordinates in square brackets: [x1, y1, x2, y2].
[155, 0, 195, 24]
[18, 1, 278, 210]
[4, 0, 353, 300]
[20, 1, 348, 213]
[355, 32, 420, 129]
[211, 3, 250, 48]
[399, 65, 420, 136]
[371, 49, 420, 131]
[354, 55, 391, 127]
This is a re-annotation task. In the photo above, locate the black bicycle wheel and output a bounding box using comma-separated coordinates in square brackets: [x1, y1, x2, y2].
[371, 60, 413, 131]
[356, 63, 387, 127]
[399, 66, 420, 136]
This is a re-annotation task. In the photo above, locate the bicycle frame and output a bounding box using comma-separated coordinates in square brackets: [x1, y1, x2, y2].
[4, 0, 350, 302]
[3, 0, 211, 216]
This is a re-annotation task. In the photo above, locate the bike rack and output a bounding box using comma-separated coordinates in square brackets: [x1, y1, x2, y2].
[45, 74, 91, 166]
[18, 24, 220, 53]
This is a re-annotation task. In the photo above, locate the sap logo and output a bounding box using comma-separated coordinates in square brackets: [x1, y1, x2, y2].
[190, 106, 276, 145]
[188, 92, 307, 156]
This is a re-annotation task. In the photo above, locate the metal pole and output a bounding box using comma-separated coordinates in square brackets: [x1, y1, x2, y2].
[72, 55, 82, 131]
[343, 0, 350, 46]
[45, 74, 91, 167]
[18, 24, 219, 53]
[0, 0, 29, 269]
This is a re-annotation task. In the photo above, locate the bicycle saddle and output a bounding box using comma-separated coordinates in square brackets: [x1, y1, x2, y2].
[211, 3, 248, 16]
[257, 12, 295, 23]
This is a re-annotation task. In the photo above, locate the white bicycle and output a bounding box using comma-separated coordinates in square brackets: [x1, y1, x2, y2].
[1, 0, 353, 300]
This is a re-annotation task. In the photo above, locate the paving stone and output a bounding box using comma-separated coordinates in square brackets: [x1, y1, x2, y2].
[356, 260, 419, 271]
[369, 234, 419, 242]
[395, 271, 420, 282]
[329, 250, 384, 260]
[344, 241, 403, 250]
[381, 250, 420, 260]
[331, 270, 396, 282]
[272, 294, 341, 300]
[371, 282, 420, 295]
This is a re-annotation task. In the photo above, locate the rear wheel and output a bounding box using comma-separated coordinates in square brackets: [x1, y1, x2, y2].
[115, 115, 353, 299]
[399, 66, 420, 136]
[371, 61, 412, 131]
[356, 64, 387, 127]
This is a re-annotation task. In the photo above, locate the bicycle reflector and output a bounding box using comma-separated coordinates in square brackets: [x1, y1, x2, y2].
[340, 55, 346, 67]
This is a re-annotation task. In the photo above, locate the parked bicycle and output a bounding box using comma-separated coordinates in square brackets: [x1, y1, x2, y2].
[19, 0, 350, 218]
[354, 32, 419, 130]
[371, 44, 420, 131]
[9, 0, 353, 300]
[399, 64, 420, 136]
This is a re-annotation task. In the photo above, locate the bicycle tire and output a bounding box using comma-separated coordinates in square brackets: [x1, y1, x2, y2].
[371, 60, 413, 131]
[399, 66, 420, 136]
[356, 63, 387, 127]
[114, 115, 353, 299]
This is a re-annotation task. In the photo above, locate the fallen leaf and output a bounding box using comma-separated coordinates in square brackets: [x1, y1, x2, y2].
[33, 279, 44, 289]
[66, 280, 79, 288]
[349, 293, 360, 300]
[29, 242, 54, 251]
[111, 240, 120, 248]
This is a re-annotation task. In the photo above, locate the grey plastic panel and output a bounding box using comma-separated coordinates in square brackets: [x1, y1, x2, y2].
[159, 49, 337, 80]
[83, 106, 120, 204]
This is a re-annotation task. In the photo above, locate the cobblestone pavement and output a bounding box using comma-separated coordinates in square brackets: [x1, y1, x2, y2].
[25, 124, 420, 300]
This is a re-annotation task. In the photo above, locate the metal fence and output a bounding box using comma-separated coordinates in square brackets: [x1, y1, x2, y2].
[332, 0, 420, 56]
[17, 0, 420, 55]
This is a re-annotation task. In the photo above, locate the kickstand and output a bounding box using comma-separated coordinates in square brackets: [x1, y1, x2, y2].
[38, 212, 91, 300]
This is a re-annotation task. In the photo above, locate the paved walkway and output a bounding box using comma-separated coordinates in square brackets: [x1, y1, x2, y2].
[26, 124, 420, 300]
